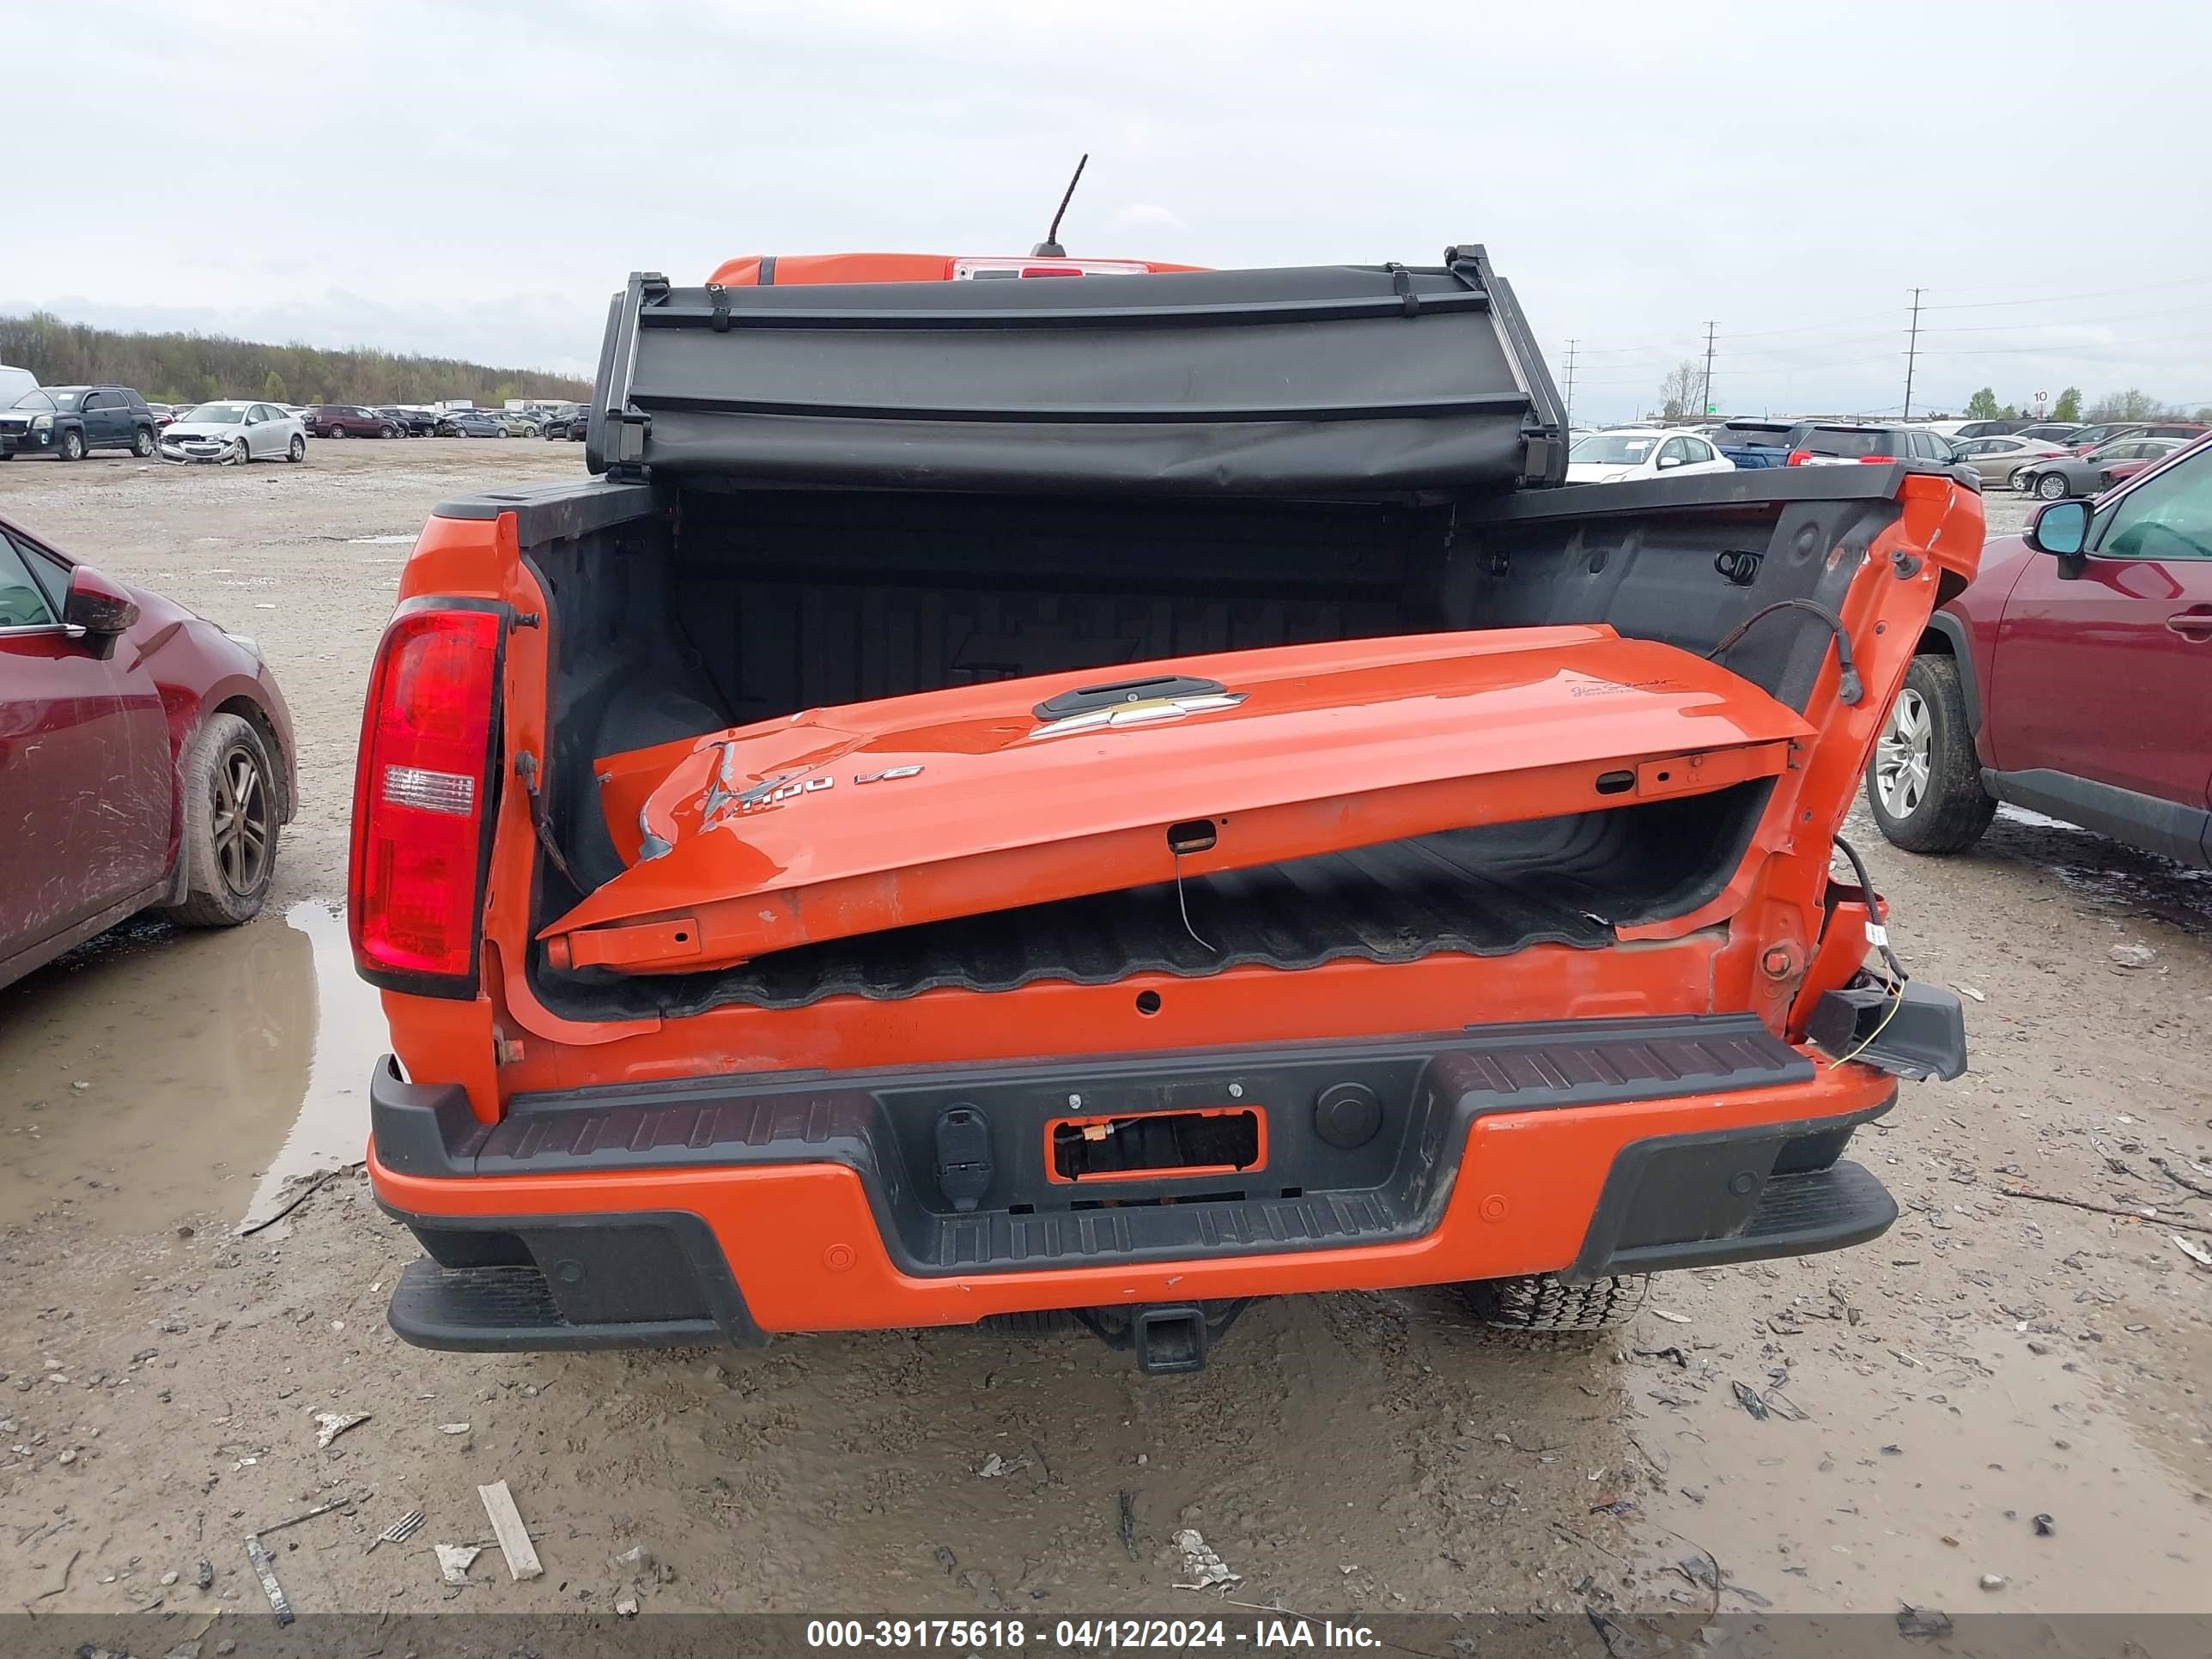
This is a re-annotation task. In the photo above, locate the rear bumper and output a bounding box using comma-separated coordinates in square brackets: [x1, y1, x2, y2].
[369, 1015, 1903, 1352]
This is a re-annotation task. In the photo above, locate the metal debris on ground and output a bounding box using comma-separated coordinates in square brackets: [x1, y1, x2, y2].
[434, 1543, 483, 1586]
[975, 1452, 1030, 1479]
[195, 1559, 214, 1589]
[244, 1534, 293, 1626]
[1730, 1381, 1770, 1420]
[1634, 1346, 1687, 1367]
[2174, 1235, 2212, 1268]
[438, 1422, 471, 1436]
[258, 1496, 354, 1536]
[313, 1410, 369, 1450]
[616, 1545, 655, 1574]
[1650, 1309, 1692, 1324]
[368, 1508, 426, 1552]
[1895, 1605, 1953, 1640]
[616, 1593, 641, 1617]
[477, 1479, 544, 1580]
[1980, 1572, 2007, 1591]
[2033, 1513, 2056, 1536]
[1952, 983, 1985, 1002]
[933, 1545, 957, 1575]
[1173, 1528, 1241, 1590]
[1118, 1489, 1138, 1560]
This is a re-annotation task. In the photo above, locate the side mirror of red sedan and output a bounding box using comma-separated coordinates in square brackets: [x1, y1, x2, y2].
[64, 565, 141, 659]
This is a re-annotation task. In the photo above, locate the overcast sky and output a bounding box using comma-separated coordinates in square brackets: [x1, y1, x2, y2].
[10, 3, 2209, 422]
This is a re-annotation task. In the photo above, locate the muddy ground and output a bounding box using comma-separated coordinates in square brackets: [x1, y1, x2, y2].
[3, 447, 2209, 1630]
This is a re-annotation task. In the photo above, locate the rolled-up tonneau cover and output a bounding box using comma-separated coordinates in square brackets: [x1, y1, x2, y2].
[586, 245, 1566, 496]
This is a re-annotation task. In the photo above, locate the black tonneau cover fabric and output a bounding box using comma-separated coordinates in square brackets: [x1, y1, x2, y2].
[592, 263, 1554, 497]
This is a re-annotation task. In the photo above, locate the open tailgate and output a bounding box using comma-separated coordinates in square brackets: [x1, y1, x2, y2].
[540, 628, 1813, 977]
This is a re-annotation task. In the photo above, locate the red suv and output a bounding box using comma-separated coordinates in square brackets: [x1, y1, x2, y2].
[0, 514, 297, 990]
[304, 404, 400, 439]
[1868, 434, 2212, 866]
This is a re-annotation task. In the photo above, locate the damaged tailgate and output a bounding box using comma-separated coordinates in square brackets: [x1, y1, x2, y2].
[540, 626, 1813, 977]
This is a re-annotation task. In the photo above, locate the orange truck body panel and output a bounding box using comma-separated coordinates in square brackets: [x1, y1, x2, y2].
[356, 252, 1985, 1360]
[542, 627, 1813, 975]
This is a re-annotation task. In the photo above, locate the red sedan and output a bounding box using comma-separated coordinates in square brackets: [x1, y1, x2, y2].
[0, 514, 297, 991]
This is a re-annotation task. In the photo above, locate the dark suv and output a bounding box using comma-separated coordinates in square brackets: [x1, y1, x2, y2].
[304, 404, 400, 439]
[376, 405, 438, 437]
[1783, 422, 1969, 476]
[0, 386, 158, 461]
[538, 403, 588, 441]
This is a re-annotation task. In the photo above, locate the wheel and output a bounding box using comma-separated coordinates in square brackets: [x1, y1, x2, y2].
[2008, 467, 2034, 491]
[58, 428, 86, 461]
[287, 434, 306, 463]
[226, 435, 250, 465]
[495, 428, 507, 438]
[132, 427, 155, 458]
[161, 713, 279, 927]
[1864, 654, 1996, 854]
[2036, 471, 2069, 501]
[326, 424, 346, 439]
[1461, 1273, 1647, 1334]
[380, 424, 398, 439]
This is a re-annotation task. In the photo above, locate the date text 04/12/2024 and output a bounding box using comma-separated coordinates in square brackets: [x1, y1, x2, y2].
[804, 1618, 1383, 1650]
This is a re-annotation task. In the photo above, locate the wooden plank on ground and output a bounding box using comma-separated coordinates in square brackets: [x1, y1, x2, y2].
[477, 1479, 544, 1581]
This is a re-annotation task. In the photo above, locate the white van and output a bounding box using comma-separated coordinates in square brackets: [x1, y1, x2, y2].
[0, 365, 37, 408]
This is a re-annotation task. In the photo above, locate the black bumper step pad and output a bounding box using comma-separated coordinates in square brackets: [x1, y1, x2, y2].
[388, 1259, 721, 1352]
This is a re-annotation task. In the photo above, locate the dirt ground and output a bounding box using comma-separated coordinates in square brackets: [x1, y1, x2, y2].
[3, 446, 2210, 1628]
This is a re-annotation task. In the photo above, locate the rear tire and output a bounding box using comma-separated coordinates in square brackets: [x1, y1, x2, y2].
[1462, 1273, 1647, 1334]
[161, 713, 279, 928]
[132, 427, 155, 458]
[326, 424, 346, 439]
[1864, 653, 1996, 854]
[2036, 471, 2069, 500]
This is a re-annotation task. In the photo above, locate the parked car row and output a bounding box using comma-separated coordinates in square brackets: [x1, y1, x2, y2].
[1567, 414, 2204, 504]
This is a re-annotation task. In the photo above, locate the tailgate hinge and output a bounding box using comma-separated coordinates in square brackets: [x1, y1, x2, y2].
[514, 751, 584, 894]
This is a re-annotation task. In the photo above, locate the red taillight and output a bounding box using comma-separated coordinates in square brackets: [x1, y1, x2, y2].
[1856, 453, 1893, 464]
[348, 606, 501, 988]
[1785, 449, 1813, 466]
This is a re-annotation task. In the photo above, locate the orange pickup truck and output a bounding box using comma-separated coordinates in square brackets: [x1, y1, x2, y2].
[353, 246, 1979, 1372]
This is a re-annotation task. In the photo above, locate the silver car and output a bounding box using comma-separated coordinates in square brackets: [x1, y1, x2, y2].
[158, 400, 307, 465]
[1946, 434, 2069, 489]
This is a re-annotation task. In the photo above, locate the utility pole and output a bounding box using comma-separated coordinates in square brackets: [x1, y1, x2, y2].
[1700, 321, 1717, 420]
[1903, 287, 1925, 420]
[1563, 338, 1577, 429]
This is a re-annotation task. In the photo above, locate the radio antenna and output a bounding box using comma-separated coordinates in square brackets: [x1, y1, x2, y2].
[1031, 154, 1089, 258]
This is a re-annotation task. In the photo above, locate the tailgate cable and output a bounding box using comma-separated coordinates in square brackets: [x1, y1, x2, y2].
[1831, 831, 1909, 1062]
[1706, 599, 1863, 705]
[514, 751, 584, 894]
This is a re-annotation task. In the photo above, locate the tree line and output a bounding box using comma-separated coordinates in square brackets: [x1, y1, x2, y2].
[1961, 385, 2212, 424]
[0, 313, 590, 408]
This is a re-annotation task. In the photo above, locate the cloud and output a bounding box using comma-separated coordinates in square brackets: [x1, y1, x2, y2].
[4, 3, 2209, 422]
[1114, 204, 1188, 231]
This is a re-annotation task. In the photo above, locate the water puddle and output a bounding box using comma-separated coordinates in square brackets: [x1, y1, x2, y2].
[1628, 1328, 2212, 1611]
[0, 902, 387, 1236]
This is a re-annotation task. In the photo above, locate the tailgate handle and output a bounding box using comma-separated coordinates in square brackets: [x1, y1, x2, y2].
[1033, 674, 1228, 722]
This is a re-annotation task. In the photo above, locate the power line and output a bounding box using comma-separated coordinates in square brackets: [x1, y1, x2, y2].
[1903, 288, 1925, 421]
